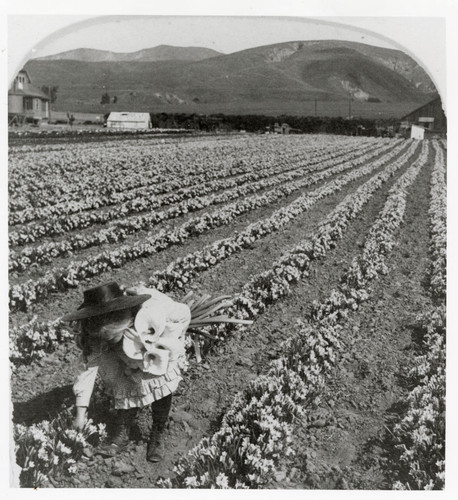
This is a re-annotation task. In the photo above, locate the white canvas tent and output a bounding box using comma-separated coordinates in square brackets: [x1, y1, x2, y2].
[107, 112, 151, 130]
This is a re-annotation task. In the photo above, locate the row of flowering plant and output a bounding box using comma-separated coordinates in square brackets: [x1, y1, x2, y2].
[14, 409, 107, 488]
[160, 323, 339, 488]
[9, 142, 409, 312]
[159, 140, 429, 488]
[228, 141, 420, 323]
[10, 141, 412, 365]
[7, 131, 264, 155]
[312, 141, 428, 321]
[427, 141, 446, 298]
[148, 141, 416, 293]
[10, 134, 278, 207]
[9, 125, 190, 138]
[312, 142, 446, 490]
[391, 305, 446, 490]
[10, 134, 362, 212]
[166, 139, 419, 367]
[9, 139, 382, 243]
[9, 142, 306, 226]
[9, 139, 381, 251]
[389, 140, 446, 490]
[9, 316, 74, 368]
[9, 140, 399, 271]
[10, 139, 369, 226]
[9, 150, 300, 241]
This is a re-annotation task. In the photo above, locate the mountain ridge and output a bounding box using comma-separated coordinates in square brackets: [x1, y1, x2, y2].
[25, 40, 437, 118]
[35, 45, 223, 63]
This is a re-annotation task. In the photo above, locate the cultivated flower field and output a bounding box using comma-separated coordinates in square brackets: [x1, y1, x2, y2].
[9, 132, 446, 489]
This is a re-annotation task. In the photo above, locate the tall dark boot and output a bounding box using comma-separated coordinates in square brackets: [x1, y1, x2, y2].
[146, 394, 172, 463]
[97, 408, 136, 457]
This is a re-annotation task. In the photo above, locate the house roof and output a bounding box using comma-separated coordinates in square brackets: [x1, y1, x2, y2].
[400, 96, 443, 120]
[107, 112, 151, 122]
[17, 69, 32, 84]
[8, 85, 50, 100]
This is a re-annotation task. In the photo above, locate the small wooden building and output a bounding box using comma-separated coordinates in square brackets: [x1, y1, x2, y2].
[410, 124, 425, 140]
[107, 112, 152, 130]
[8, 70, 50, 125]
[399, 96, 447, 137]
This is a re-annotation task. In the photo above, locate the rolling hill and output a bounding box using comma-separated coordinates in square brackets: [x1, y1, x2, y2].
[25, 40, 437, 118]
[35, 45, 222, 63]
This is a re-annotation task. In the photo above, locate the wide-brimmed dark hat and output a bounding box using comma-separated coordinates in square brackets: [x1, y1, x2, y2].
[61, 281, 151, 322]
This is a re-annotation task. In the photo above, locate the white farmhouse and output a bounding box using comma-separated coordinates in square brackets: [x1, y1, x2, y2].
[107, 112, 151, 130]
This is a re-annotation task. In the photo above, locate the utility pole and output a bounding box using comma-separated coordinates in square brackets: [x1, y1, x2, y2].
[314, 98, 317, 116]
[348, 94, 352, 120]
[47, 85, 52, 124]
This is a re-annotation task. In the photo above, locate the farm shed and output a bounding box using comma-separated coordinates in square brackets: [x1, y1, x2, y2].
[410, 124, 425, 140]
[399, 96, 447, 137]
[107, 112, 152, 130]
[8, 70, 50, 126]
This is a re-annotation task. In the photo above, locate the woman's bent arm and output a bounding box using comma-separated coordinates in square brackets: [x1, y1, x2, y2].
[73, 363, 99, 408]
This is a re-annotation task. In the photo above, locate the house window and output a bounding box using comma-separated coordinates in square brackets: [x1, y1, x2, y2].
[24, 98, 33, 110]
[34, 99, 40, 110]
[17, 76, 24, 90]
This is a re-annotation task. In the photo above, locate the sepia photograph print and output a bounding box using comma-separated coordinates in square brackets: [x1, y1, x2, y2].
[3, 0, 455, 494]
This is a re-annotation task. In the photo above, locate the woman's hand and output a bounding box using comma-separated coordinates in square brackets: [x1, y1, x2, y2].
[73, 406, 88, 431]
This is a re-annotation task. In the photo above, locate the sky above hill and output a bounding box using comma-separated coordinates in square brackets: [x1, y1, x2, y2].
[22, 16, 401, 57]
[6, 11, 447, 103]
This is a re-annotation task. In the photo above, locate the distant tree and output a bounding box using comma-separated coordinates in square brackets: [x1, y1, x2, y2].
[100, 92, 110, 105]
[41, 85, 58, 103]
